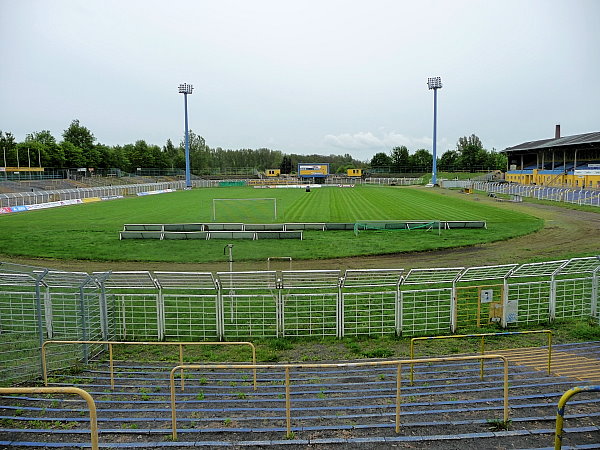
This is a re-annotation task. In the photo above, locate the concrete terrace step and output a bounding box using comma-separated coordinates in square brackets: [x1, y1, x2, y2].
[1, 341, 599, 448]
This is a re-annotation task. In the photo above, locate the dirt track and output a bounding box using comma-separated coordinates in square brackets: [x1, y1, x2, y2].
[2, 190, 599, 272]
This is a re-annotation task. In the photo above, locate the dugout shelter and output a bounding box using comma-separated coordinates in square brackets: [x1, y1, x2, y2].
[502, 125, 600, 188]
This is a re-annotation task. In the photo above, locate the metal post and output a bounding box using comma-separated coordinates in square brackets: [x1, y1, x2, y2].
[432, 88, 438, 185]
[178, 83, 194, 189]
[427, 77, 442, 186]
[79, 286, 89, 364]
[285, 367, 292, 437]
[35, 270, 48, 378]
[184, 93, 191, 188]
[395, 363, 402, 433]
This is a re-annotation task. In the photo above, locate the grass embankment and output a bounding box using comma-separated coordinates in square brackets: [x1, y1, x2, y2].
[0, 185, 541, 263]
[110, 319, 599, 364]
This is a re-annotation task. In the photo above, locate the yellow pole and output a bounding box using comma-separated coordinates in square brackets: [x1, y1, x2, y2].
[285, 366, 292, 437]
[554, 386, 600, 450]
[251, 343, 257, 391]
[395, 363, 402, 433]
[476, 288, 481, 328]
[548, 332, 552, 375]
[409, 339, 415, 385]
[0, 387, 99, 450]
[179, 344, 185, 392]
[169, 367, 178, 441]
[502, 357, 509, 423]
[41, 342, 48, 386]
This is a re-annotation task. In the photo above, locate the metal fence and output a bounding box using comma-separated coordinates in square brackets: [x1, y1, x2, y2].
[0, 178, 426, 208]
[0, 257, 598, 385]
[473, 182, 600, 207]
[438, 180, 600, 207]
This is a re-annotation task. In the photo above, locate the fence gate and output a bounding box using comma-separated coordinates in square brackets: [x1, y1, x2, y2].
[455, 284, 504, 329]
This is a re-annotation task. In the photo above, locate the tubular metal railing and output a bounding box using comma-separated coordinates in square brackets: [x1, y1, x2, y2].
[554, 385, 600, 449]
[42, 340, 257, 390]
[409, 330, 552, 384]
[0, 386, 99, 449]
[168, 354, 509, 440]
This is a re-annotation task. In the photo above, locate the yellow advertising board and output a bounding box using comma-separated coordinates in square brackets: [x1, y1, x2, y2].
[298, 163, 329, 178]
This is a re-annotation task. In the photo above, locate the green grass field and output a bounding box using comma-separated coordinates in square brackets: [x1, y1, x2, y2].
[0, 185, 542, 263]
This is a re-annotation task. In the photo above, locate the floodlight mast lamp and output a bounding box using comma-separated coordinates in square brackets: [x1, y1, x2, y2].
[427, 77, 442, 186]
[178, 83, 194, 188]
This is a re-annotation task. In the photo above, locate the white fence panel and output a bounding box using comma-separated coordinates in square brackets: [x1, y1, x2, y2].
[555, 278, 593, 320]
[222, 293, 278, 338]
[342, 291, 396, 336]
[507, 281, 551, 325]
[400, 288, 452, 336]
[282, 293, 338, 337]
[163, 294, 218, 340]
[112, 293, 160, 340]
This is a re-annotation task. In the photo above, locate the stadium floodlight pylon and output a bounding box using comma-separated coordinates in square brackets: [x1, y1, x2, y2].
[178, 83, 194, 189]
[427, 76, 442, 186]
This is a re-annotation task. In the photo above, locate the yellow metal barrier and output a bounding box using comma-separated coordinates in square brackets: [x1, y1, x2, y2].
[409, 330, 552, 384]
[0, 386, 99, 450]
[168, 354, 509, 440]
[42, 340, 257, 390]
[555, 385, 600, 449]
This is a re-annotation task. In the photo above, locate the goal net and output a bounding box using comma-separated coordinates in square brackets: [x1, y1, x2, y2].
[212, 198, 278, 222]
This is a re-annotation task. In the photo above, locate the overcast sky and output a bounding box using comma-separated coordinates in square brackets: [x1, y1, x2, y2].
[1, 0, 598, 161]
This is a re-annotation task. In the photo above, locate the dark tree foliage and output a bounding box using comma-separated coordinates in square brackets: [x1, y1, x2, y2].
[280, 155, 292, 174]
[390, 146, 409, 172]
[369, 134, 507, 173]
[62, 120, 95, 152]
[3, 121, 365, 175]
[370, 152, 392, 167]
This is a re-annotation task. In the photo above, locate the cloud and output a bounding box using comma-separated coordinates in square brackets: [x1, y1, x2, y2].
[323, 131, 433, 152]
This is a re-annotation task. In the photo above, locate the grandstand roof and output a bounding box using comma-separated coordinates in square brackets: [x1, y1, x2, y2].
[503, 131, 600, 153]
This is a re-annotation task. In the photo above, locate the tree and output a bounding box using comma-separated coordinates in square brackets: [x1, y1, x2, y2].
[370, 152, 392, 168]
[439, 150, 460, 171]
[409, 149, 433, 170]
[456, 134, 484, 172]
[280, 155, 292, 174]
[486, 150, 508, 171]
[61, 141, 87, 167]
[163, 139, 182, 169]
[111, 145, 130, 172]
[16, 141, 46, 167]
[95, 144, 114, 168]
[390, 146, 409, 172]
[0, 131, 17, 166]
[62, 119, 95, 151]
[26, 130, 56, 147]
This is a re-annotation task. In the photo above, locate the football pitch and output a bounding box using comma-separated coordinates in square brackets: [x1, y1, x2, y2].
[0, 185, 542, 263]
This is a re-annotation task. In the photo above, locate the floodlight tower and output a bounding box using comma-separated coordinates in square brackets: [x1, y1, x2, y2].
[178, 83, 194, 189]
[427, 76, 442, 186]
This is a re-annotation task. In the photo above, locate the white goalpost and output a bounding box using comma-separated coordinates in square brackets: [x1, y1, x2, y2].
[212, 198, 278, 222]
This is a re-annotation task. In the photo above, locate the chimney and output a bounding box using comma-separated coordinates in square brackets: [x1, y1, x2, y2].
[555, 124, 561, 139]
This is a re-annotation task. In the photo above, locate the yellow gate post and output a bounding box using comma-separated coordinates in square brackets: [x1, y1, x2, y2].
[0, 387, 99, 450]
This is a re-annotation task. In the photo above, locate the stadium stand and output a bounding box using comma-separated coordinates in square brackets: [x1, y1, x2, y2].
[1, 341, 598, 448]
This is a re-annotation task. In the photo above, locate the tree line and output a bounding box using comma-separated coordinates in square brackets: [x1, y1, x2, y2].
[0, 120, 363, 175]
[370, 135, 507, 173]
[1, 120, 506, 177]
